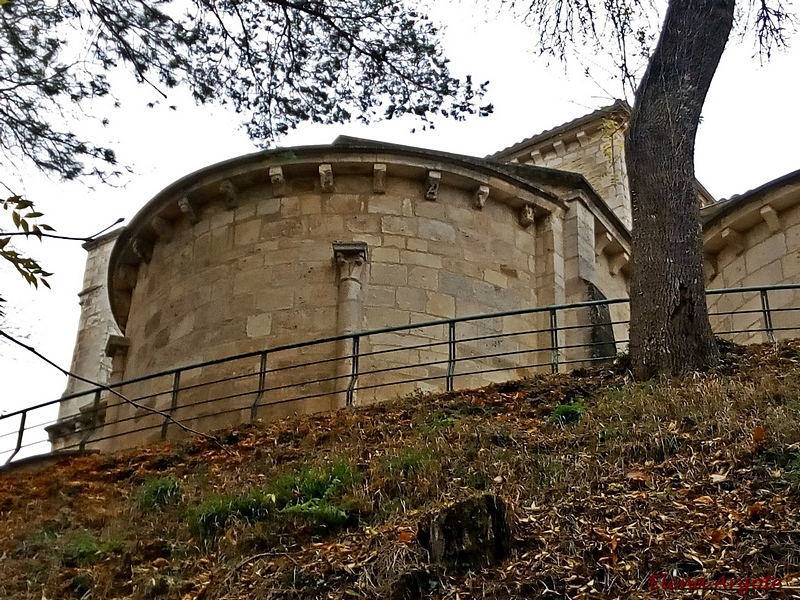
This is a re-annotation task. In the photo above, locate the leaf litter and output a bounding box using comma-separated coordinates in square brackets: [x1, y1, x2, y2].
[1, 340, 800, 598]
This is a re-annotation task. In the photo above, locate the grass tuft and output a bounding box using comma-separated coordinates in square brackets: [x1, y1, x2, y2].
[137, 475, 181, 510]
[61, 531, 123, 566]
[548, 399, 587, 424]
[187, 489, 275, 538]
[269, 460, 362, 529]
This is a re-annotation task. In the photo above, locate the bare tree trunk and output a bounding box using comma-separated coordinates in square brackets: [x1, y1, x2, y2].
[626, 0, 734, 379]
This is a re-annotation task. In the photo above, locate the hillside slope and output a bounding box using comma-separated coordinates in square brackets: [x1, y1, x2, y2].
[2, 341, 800, 599]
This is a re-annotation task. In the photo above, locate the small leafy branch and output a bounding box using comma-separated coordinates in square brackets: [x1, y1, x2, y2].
[1, 196, 54, 313]
[0, 194, 123, 316]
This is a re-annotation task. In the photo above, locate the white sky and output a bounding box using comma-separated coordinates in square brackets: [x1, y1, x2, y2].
[1, 4, 798, 455]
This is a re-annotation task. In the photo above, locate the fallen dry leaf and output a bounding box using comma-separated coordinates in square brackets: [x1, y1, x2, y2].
[625, 469, 650, 484]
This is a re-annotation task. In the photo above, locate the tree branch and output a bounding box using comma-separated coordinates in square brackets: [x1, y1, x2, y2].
[0, 217, 124, 242]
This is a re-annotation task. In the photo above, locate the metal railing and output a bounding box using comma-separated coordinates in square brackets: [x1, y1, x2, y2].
[1, 283, 798, 465]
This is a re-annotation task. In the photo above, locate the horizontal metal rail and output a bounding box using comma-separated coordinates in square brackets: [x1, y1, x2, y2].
[2, 283, 799, 465]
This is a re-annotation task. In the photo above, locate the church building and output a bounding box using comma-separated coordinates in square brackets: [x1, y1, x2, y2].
[48, 102, 800, 450]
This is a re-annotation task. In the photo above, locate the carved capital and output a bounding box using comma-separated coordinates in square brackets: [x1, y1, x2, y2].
[333, 241, 368, 283]
[219, 179, 239, 210]
[104, 335, 131, 358]
[473, 185, 489, 210]
[269, 166, 287, 197]
[425, 171, 441, 201]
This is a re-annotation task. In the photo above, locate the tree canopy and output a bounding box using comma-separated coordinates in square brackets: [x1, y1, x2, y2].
[0, 0, 491, 318]
[0, 0, 491, 182]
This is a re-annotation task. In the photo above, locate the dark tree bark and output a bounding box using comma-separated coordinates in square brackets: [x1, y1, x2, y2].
[626, 0, 735, 379]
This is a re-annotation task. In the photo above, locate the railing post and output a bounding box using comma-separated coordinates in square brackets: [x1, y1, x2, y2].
[79, 389, 102, 452]
[760, 288, 775, 343]
[161, 371, 181, 441]
[446, 321, 456, 392]
[250, 351, 269, 422]
[550, 307, 560, 373]
[5, 411, 26, 465]
[346, 335, 360, 407]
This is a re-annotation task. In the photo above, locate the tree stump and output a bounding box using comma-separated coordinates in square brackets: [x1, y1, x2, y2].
[417, 494, 512, 571]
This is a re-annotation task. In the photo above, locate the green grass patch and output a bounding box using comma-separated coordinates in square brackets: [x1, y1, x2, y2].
[549, 400, 587, 424]
[187, 489, 275, 538]
[381, 448, 436, 477]
[269, 460, 361, 508]
[137, 475, 181, 510]
[61, 531, 123, 566]
[786, 452, 800, 493]
[187, 461, 363, 537]
[269, 460, 362, 529]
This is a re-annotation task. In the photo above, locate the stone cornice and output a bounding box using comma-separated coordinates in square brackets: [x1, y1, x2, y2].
[703, 169, 800, 255]
[489, 100, 631, 162]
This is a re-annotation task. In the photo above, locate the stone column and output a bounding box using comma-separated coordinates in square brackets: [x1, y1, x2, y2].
[534, 210, 566, 372]
[97, 335, 131, 451]
[563, 197, 597, 367]
[332, 242, 368, 409]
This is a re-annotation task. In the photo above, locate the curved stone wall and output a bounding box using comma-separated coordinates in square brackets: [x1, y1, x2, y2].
[99, 144, 621, 448]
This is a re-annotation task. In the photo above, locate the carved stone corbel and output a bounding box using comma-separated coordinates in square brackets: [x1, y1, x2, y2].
[131, 238, 153, 263]
[704, 252, 719, 281]
[609, 252, 630, 276]
[219, 179, 239, 210]
[595, 232, 613, 256]
[319, 164, 334, 192]
[518, 204, 535, 228]
[473, 185, 489, 210]
[721, 228, 745, 255]
[114, 265, 138, 291]
[269, 166, 286, 197]
[373, 163, 387, 194]
[759, 205, 781, 233]
[150, 216, 173, 243]
[425, 171, 441, 201]
[178, 197, 199, 224]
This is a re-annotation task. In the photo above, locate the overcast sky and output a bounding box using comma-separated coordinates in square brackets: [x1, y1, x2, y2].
[1, 3, 798, 457]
